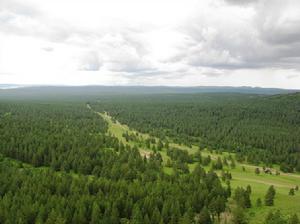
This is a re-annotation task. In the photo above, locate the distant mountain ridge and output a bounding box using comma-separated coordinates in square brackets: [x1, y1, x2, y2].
[0, 85, 299, 94]
[0, 84, 25, 89]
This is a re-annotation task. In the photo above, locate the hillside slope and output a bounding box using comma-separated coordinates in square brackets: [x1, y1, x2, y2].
[91, 92, 300, 171]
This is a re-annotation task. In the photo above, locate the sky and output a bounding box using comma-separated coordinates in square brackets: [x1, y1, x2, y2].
[1, 0, 300, 88]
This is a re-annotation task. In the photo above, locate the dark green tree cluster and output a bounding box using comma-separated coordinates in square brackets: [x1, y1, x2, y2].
[231, 185, 252, 224]
[201, 155, 212, 166]
[265, 186, 276, 206]
[0, 161, 229, 224]
[166, 148, 194, 174]
[221, 170, 232, 182]
[265, 210, 299, 224]
[233, 186, 252, 209]
[122, 131, 140, 142]
[212, 157, 223, 170]
[0, 103, 117, 171]
[166, 148, 193, 164]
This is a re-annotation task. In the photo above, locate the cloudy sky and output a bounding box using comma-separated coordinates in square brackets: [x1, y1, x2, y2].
[1, 0, 300, 88]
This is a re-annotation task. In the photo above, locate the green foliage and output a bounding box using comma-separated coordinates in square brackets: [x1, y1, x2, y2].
[289, 214, 300, 224]
[166, 147, 193, 163]
[197, 207, 212, 224]
[0, 101, 231, 223]
[232, 206, 248, 224]
[212, 157, 223, 170]
[265, 210, 287, 224]
[234, 187, 252, 209]
[91, 93, 300, 171]
[256, 198, 262, 207]
[265, 186, 276, 206]
[255, 168, 260, 175]
[0, 159, 228, 223]
[202, 155, 212, 166]
[289, 188, 295, 196]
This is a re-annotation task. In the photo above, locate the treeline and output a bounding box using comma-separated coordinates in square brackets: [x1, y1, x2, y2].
[90, 93, 300, 171]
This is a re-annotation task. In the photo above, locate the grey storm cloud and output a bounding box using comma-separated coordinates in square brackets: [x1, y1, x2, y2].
[169, 0, 300, 71]
[0, 1, 154, 74]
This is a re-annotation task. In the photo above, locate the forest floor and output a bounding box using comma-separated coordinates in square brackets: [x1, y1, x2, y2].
[97, 110, 300, 224]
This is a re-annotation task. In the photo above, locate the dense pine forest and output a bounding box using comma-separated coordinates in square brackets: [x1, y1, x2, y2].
[91, 93, 300, 172]
[0, 88, 299, 223]
[0, 100, 228, 223]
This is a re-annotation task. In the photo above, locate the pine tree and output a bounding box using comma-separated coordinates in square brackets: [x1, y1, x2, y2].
[36, 205, 47, 223]
[144, 214, 151, 224]
[179, 212, 191, 224]
[212, 196, 226, 219]
[45, 210, 57, 224]
[157, 140, 163, 151]
[289, 188, 295, 196]
[234, 187, 251, 208]
[244, 191, 252, 208]
[111, 204, 119, 224]
[265, 185, 276, 206]
[91, 202, 101, 224]
[131, 204, 143, 224]
[232, 207, 247, 224]
[197, 207, 212, 224]
[151, 207, 161, 224]
[265, 210, 287, 224]
[256, 198, 262, 207]
[246, 185, 252, 194]
[72, 204, 87, 224]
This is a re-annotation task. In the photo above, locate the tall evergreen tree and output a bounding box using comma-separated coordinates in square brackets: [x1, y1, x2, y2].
[197, 207, 212, 224]
[265, 185, 276, 206]
[131, 205, 143, 224]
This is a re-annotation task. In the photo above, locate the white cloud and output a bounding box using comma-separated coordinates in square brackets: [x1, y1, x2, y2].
[0, 0, 300, 88]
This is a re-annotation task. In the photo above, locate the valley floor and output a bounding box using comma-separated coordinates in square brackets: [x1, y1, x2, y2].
[96, 108, 300, 224]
